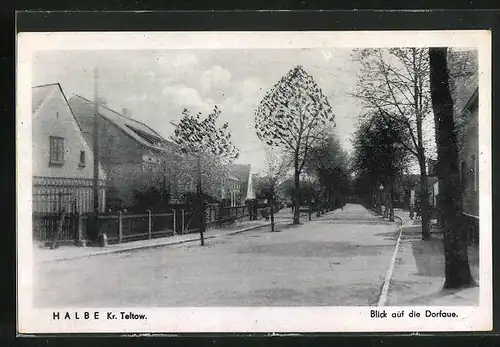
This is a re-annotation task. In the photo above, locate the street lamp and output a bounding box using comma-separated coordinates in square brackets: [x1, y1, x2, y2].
[378, 184, 384, 215]
[313, 181, 322, 217]
[92, 67, 103, 246]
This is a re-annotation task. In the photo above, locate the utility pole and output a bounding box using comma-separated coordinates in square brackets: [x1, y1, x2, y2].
[197, 154, 205, 246]
[92, 67, 100, 243]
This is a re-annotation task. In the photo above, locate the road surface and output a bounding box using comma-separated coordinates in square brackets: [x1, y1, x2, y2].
[34, 204, 400, 307]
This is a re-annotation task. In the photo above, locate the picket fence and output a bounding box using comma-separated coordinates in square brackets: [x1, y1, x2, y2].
[33, 205, 253, 244]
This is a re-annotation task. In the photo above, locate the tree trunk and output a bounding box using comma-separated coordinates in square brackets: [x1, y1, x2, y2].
[429, 47, 475, 289]
[197, 155, 205, 246]
[270, 193, 275, 232]
[368, 188, 373, 211]
[383, 189, 389, 218]
[412, 49, 431, 240]
[389, 178, 394, 222]
[308, 199, 312, 221]
[316, 193, 321, 217]
[293, 161, 301, 224]
[418, 157, 431, 240]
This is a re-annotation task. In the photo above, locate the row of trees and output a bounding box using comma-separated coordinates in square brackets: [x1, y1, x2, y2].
[352, 113, 409, 222]
[152, 63, 351, 245]
[254, 65, 350, 230]
[140, 50, 474, 290]
[351, 47, 475, 289]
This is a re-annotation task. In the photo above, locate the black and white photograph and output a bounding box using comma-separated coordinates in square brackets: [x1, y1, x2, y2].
[17, 31, 491, 333]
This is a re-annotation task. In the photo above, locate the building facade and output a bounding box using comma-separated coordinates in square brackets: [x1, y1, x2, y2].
[32, 84, 106, 213]
[458, 88, 479, 218]
[229, 164, 254, 206]
[69, 95, 179, 210]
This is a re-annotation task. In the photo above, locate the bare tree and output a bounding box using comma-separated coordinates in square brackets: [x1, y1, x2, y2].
[171, 106, 239, 245]
[353, 48, 433, 239]
[429, 47, 475, 289]
[257, 147, 292, 231]
[255, 65, 335, 224]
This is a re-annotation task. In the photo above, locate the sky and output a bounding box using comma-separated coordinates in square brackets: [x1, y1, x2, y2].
[33, 48, 363, 174]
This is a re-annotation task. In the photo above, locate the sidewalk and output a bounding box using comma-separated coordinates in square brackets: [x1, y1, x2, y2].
[387, 208, 480, 306]
[34, 208, 336, 264]
[34, 219, 271, 264]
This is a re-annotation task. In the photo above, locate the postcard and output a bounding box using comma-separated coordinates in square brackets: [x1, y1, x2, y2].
[17, 30, 491, 333]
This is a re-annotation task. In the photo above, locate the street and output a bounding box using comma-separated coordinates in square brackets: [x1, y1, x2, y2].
[35, 204, 400, 307]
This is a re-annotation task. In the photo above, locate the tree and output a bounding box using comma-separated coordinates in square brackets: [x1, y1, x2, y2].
[353, 48, 433, 239]
[306, 134, 351, 211]
[255, 65, 335, 224]
[171, 106, 239, 245]
[254, 147, 291, 231]
[429, 47, 475, 289]
[352, 113, 410, 221]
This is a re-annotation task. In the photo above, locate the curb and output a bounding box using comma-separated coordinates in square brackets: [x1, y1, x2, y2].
[394, 215, 403, 225]
[225, 222, 271, 236]
[39, 222, 272, 264]
[377, 214, 404, 307]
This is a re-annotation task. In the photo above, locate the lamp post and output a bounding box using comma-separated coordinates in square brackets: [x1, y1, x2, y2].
[378, 184, 384, 216]
[92, 67, 101, 245]
[313, 181, 322, 217]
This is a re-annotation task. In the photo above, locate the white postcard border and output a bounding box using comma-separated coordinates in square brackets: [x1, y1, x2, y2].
[17, 30, 492, 333]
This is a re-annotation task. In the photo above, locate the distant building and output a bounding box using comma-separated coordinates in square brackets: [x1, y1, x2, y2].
[32, 83, 106, 213]
[427, 158, 438, 177]
[228, 164, 254, 205]
[220, 174, 241, 207]
[68, 95, 179, 210]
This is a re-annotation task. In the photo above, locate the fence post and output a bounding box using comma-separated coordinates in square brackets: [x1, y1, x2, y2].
[181, 209, 185, 235]
[118, 211, 123, 244]
[76, 212, 84, 247]
[172, 209, 176, 235]
[147, 210, 152, 239]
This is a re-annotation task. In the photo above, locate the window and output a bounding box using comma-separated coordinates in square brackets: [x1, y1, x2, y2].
[460, 160, 468, 192]
[49, 136, 65, 165]
[79, 151, 86, 167]
[470, 154, 477, 192]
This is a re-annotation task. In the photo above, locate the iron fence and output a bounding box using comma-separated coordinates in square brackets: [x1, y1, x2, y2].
[33, 203, 251, 245]
[32, 176, 106, 213]
[33, 211, 87, 243]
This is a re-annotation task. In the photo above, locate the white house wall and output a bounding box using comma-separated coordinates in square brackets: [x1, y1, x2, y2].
[32, 86, 106, 180]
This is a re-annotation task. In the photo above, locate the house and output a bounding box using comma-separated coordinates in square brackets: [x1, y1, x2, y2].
[425, 87, 479, 217]
[32, 83, 107, 214]
[68, 95, 180, 210]
[457, 88, 479, 218]
[449, 50, 479, 218]
[228, 164, 255, 206]
[426, 176, 439, 213]
[399, 174, 437, 211]
[220, 174, 241, 207]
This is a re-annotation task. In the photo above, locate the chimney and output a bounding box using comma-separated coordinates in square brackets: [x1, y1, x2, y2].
[122, 108, 131, 118]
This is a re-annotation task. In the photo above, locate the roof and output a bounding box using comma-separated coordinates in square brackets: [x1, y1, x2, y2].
[32, 83, 59, 115]
[462, 87, 479, 114]
[449, 50, 478, 115]
[69, 95, 175, 153]
[31, 83, 107, 179]
[227, 174, 239, 181]
[230, 164, 251, 198]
